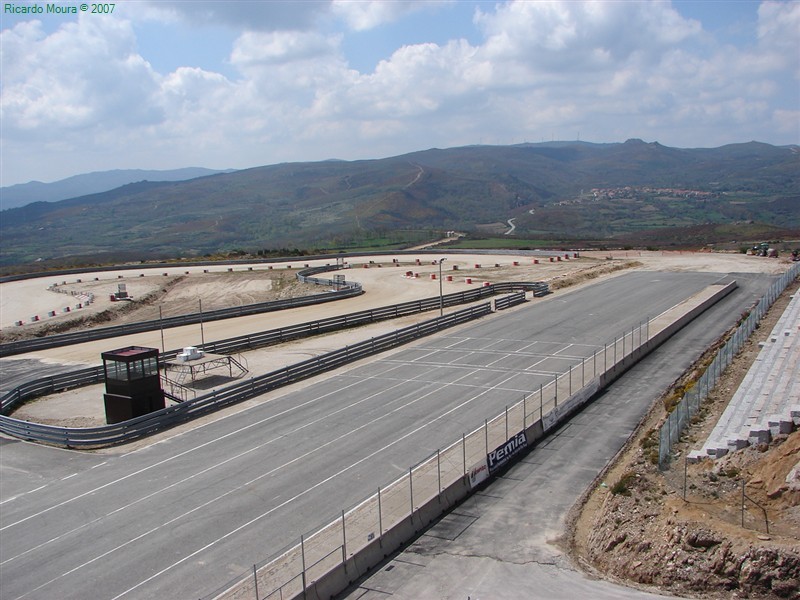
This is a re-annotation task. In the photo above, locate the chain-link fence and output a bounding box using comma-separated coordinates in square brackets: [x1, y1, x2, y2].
[658, 263, 800, 468]
[207, 279, 739, 600]
[206, 316, 659, 600]
[662, 458, 775, 536]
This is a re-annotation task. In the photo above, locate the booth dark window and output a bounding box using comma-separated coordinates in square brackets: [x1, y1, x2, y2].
[101, 346, 165, 424]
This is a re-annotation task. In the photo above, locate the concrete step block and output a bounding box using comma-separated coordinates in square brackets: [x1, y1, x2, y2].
[687, 450, 707, 463]
[708, 446, 728, 458]
[727, 437, 749, 451]
[748, 426, 771, 445]
[768, 414, 795, 436]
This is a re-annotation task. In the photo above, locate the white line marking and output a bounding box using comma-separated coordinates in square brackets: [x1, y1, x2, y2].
[13, 369, 491, 599]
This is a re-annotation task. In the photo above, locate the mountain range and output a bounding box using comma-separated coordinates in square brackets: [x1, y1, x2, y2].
[0, 167, 233, 211]
[1, 140, 798, 268]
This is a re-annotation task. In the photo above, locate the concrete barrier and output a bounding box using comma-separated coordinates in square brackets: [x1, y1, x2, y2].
[217, 282, 739, 600]
[304, 474, 472, 600]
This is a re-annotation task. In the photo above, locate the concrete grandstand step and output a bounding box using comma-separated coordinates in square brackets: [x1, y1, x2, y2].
[748, 424, 772, 445]
[698, 291, 800, 459]
[687, 449, 707, 463]
[768, 414, 795, 437]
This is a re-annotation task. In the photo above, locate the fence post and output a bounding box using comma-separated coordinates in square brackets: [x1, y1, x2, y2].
[683, 456, 688, 502]
[301, 534, 307, 596]
[568, 366, 572, 396]
[741, 481, 746, 528]
[554, 374, 558, 407]
[409, 467, 414, 514]
[378, 487, 383, 539]
[505, 406, 508, 439]
[437, 449, 441, 497]
[462, 434, 466, 476]
[523, 395, 527, 429]
[342, 510, 347, 567]
[253, 564, 259, 600]
[484, 419, 489, 456]
[539, 383, 543, 420]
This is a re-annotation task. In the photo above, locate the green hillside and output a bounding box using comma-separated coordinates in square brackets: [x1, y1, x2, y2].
[1, 140, 798, 267]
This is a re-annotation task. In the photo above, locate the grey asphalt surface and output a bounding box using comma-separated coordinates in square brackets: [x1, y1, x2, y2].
[342, 271, 777, 600]
[0, 270, 776, 600]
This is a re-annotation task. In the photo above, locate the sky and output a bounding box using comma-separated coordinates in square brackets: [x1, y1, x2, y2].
[1, 0, 798, 186]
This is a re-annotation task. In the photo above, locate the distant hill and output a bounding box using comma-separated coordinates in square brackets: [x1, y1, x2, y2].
[1, 141, 798, 267]
[0, 167, 234, 211]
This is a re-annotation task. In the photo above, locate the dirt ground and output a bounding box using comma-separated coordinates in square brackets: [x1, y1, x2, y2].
[568, 279, 800, 600]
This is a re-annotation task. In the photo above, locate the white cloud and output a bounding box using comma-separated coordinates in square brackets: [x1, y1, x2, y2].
[1, 16, 162, 136]
[230, 30, 341, 67]
[475, 0, 702, 70]
[757, 1, 800, 77]
[1, 0, 798, 186]
[331, 0, 451, 31]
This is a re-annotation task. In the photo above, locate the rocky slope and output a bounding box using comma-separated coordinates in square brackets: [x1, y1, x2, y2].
[568, 282, 800, 599]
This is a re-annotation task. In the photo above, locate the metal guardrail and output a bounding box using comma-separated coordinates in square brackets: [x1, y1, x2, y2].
[0, 304, 493, 447]
[0, 249, 568, 284]
[0, 267, 363, 357]
[0, 281, 547, 417]
[206, 315, 666, 600]
[208, 280, 740, 600]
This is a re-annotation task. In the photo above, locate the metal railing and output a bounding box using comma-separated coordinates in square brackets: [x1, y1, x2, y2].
[657, 262, 800, 468]
[205, 316, 658, 600]
[206, 282, 739, 600]
[0, 281, 547, 417]
[0, 304, 493, 447]
[0, 267, 362, 357]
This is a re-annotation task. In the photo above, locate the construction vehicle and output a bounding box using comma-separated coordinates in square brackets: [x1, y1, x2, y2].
[751, 242, 770, 256]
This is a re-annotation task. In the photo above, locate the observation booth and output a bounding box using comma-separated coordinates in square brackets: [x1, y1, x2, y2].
[101, 346, 165, 424]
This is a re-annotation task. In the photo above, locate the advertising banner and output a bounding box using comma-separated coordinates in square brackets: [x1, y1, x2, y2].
[487, 431, 527, 474]
[468, 458, 489, 489]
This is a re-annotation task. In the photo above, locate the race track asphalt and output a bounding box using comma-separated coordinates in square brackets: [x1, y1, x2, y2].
[0, 270, 777, 600]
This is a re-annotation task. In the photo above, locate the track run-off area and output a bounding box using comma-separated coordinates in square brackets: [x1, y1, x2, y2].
[0, 254, 788, 600]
